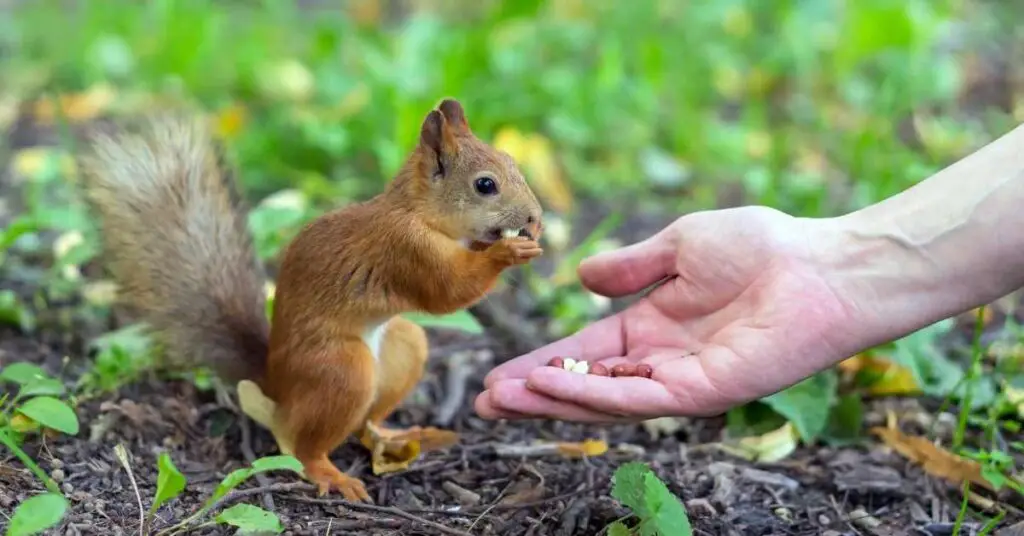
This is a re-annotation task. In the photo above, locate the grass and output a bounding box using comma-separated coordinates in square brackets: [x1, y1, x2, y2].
[1, 0, 1023, 533]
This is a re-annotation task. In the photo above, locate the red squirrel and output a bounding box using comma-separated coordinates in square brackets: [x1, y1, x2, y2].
[77, 98, 544, 501]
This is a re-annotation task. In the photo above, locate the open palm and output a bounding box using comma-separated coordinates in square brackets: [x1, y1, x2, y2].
[475, 207, 856, 423]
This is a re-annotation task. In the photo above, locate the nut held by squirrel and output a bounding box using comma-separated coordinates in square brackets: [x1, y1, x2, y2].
[76, 98, 544, 501]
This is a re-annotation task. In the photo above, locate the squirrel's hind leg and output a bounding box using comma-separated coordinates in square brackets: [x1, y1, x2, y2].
[357, 317, 458, 456]
[279, 339, 377, 500]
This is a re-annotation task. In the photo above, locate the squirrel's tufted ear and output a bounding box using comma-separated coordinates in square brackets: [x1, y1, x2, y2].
[437, 98, 470, 134]
[419, 109, 458, 178]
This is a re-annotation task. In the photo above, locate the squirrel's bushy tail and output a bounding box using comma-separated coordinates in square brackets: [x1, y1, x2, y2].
[77, 115, 269, 383]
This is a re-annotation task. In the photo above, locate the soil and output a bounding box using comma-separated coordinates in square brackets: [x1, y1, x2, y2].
[2, 108, 1024, 536]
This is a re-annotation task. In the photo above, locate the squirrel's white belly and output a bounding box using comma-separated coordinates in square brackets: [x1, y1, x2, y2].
[361, 320, 388, 362]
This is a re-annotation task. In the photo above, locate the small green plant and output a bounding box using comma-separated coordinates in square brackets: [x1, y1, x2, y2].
[606, 462, 692, 536]
[5, 492, 68, 536]
[137, 451, 302, 535]
[0, 362, 79, 535]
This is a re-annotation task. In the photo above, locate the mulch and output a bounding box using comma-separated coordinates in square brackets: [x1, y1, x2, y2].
[1, 318, 1020, 536]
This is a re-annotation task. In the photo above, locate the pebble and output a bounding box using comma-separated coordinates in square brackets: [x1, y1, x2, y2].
[62, 483, 73, 494]
[51, 468, 65, 482]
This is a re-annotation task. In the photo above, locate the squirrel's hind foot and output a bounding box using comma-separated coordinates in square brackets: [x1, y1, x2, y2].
[303, 457, 371, 502]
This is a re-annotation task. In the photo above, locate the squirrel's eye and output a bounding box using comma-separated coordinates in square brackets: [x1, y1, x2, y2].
[474, 176, 498, 196]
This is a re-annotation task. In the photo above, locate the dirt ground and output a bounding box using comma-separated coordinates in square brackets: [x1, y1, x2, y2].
[2, 117, 1023, 536]
[2, 319, 1021, 536]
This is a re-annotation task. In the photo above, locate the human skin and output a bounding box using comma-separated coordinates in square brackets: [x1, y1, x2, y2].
[474, 121, 1024, 423]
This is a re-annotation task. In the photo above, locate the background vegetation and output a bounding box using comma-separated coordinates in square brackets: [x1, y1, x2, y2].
[2, 0, 1023, 534]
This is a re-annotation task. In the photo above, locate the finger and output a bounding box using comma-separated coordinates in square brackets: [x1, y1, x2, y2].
[577, 230, 677, 298]
[483, 312, 626, 388]
[475, 381, 638, 424]
[523, 362, 682, 418]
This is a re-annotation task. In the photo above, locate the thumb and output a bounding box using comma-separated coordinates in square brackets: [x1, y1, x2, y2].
[578, 229, 677, 298]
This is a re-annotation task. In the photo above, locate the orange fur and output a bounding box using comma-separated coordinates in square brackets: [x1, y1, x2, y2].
[77, 98, 543, 501]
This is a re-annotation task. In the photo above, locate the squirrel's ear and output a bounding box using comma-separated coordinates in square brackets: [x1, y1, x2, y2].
[437, 98, 469, 134]
[419, 109, 456, 178]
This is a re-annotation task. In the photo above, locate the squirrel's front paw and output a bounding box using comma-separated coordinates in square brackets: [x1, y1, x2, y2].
[488, 238, 543, 266]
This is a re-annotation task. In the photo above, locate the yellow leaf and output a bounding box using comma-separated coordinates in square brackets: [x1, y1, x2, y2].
[556, 439, 608, 458]
[492, 127, 574, 213]
[213, 103, 247, 140]
[372, 438, 422, 475]
[871, 423, 995, 492]
[838, 353, 921, 396]
[9, 413, 39, 433]
[32, 84, 116, 124]
[237, 380, 295, 457]
[717, 422, 798, 463]
[367, 426, 459, 475]
[11, 148, 75, 183]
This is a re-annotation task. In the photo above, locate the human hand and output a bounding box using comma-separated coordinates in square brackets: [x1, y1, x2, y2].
[474, 206, 859, 422]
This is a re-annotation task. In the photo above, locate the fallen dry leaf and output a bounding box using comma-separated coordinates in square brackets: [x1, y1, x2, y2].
[367, 426, 459, 475]
[555, 438, 608, 458]
[870, 423, 995, 492]
[642, 417, 685, 440]
[838, 353, 921, 396]
[499, 478, 547, 505]
[717, 421, 798, 463]
[493, 127, 573, 213]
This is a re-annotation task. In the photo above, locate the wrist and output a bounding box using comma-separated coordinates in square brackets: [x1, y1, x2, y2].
[810, 205, 1020, 355]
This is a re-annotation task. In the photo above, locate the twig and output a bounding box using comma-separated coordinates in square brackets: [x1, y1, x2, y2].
[282, 495, 473, 536]
[237, 415, 275, 511]
[112, 444, 145, 536]
[433, 351, 474, 427]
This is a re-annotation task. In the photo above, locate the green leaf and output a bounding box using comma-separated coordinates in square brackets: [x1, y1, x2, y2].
[205, 455, 303, 509]
[0, 216, 39, 252]
[611, 461, 651, 519]
[151, 452, 187, 513]
[6, 492, 68, 536]
[762, 370, 838, 443]
[16, 397, 79, 435]
[0, 290, 36, 333]
[822, 394, 864, 446]
[250, 455, 303, 474]
[607, 521, 633, 536]
[403, 310, 483, 334]
[611, 462, 692, 536]
[0, 363, 50, 386]
[641, 469, 692, 536]
[206, 468, 253, 507]
[888, 319, 963, 396]
[215, 503, 284, 534]
[19, 378, 65, 398]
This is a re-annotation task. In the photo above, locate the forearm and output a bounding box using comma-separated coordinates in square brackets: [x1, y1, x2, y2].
[820, 122, 1024, 350]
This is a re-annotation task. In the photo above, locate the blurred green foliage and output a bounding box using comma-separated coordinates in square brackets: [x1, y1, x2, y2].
[4, 0, 1017, 216]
